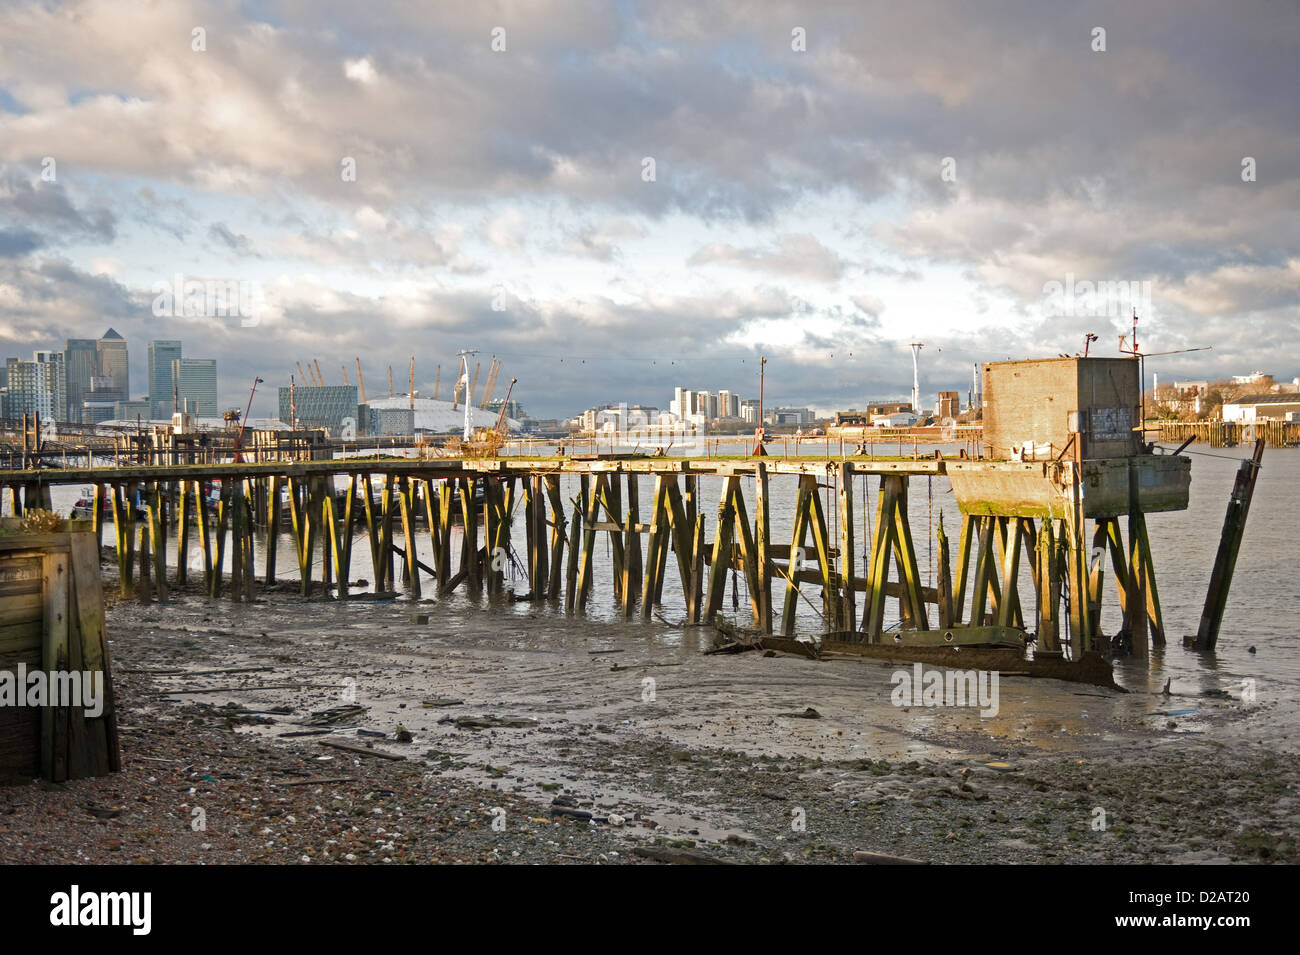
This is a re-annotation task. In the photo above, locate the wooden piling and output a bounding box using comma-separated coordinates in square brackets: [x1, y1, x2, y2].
[755, 462, 773, 633]
[1193, 438, 1265, 651]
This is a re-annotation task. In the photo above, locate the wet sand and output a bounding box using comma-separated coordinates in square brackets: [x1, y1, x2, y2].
[2, 574, 1297, 864]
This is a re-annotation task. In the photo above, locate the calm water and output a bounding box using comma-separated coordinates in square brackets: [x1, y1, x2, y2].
[32, 443, 1300, 699]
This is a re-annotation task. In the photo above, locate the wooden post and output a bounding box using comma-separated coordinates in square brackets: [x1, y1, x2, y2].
[323, 490, 345, 598]
[135, 523, 152, 603]
[398, 477, 421, 597]
[380, 476, 395, 591]
[951, 512, 975, 625]
[92, 483, 105, 544]
[995, 517, 1023, 628]
[640, 477, 667, 619]
[968, 516, 996, 628]
[1134, 513, 1165, 649]
[663, 478, 694, 613]
[481, 477, 497, 594]
[564, 504, 582, 612]
[1037, 520, 1059, 651]
[461, 478, 481, 593]
[781, 476, 813, 636]
[175, 480, 191, 585]
[1086, 521, 1107, 642]
[936, 516, 953, 628]
[623, 507, 636, 619]
[231, 483, 244, 602]
[111, 486, 131, 597]
[729, 479, 762, 626]
[755, 463, 773, 634]
[243, 479, 256, 600]
[807, 480, 835, 625]
[704, 477, 738, 622]
[195, 481, 213, 594]
[601, 475, 624, 602]
[41, 552, 70, 780]
[838, 462, 854, 633]
[689, 513, 705, 623]
[864, 478, 899, 643]
[890, 478, 929, 631]
[545, 476, 565, 600]
[1125, 459, 1147, 660]
[264, 475, 280, 585]
[361, 473, 381, 591]
[576, 475, 598, 608]
[625, 474, 642, 595]
[213, 480, 232, 598]
[528, 476, 547, 599]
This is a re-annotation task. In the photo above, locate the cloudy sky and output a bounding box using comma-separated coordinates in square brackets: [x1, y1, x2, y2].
[2, 0, 1298, 419]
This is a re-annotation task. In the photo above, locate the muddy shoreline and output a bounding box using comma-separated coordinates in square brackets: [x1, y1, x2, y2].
[2, 569, 1296, 865]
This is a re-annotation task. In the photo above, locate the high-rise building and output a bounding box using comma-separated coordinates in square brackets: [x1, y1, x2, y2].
[6, 352, 68, 422]
[172, 358, 218, 417]
[937, 391, 960, 420]
[148, 340, 183, 417]
[739, 398, 760, 424]
[63, 338, 98, 422]
[718, 390, 739, 418]
[95, 328, 129, 400]
[81, 375, 125, 424]
[278, 385, 358, 433]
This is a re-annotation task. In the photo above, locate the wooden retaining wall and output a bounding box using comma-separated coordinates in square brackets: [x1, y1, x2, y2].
[0, 521, 121, 781]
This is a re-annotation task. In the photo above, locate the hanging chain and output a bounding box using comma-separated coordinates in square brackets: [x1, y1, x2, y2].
[927, 475, 933, 587]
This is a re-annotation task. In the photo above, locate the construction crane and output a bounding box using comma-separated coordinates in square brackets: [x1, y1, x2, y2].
[493, 378, 518, 436]
[355, 358, 367, 404]
[388, 365, 394, 398]
[341, 364, 350, 386]
[314, 359, 325, 388]
[481, 357, 501, 409]
[433, 363, 441, 401]
[297, 361, 308, 385]
[409, 356, 415, 411]
[469, 361, 482, 408]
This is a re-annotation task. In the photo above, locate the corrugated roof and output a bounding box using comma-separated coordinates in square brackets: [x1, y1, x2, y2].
[1232, 393, 1300, 405]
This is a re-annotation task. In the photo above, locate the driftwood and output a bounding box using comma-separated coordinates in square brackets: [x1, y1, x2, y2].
[277, 776, 357, 787]
[302, 705, 367, 725]
[632, 846, 735, 865]
[318, 739, 406, 760]
[852, 850, 926, 865]
[706, 619, 820, 659]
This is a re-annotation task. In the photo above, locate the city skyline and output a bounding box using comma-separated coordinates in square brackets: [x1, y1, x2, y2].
[1, 2, 1297, 420]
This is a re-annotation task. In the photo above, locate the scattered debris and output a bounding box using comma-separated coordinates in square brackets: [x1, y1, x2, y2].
[318, 739, 406, 761]
[439, 715, 539, 730]
[302, 705, 367, 726]
[777, 707, 822, 719]
[852, 850, 925, 865]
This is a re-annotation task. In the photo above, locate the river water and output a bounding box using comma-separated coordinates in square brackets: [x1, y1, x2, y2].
[30, 442, 1300, 703]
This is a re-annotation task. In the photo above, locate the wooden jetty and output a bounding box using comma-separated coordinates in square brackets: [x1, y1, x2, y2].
[0, 449, 1185, 664]
[0, 356, 1255, 680]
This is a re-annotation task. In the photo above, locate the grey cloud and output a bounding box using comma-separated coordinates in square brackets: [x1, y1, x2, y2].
[689, 234, 846, 281]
